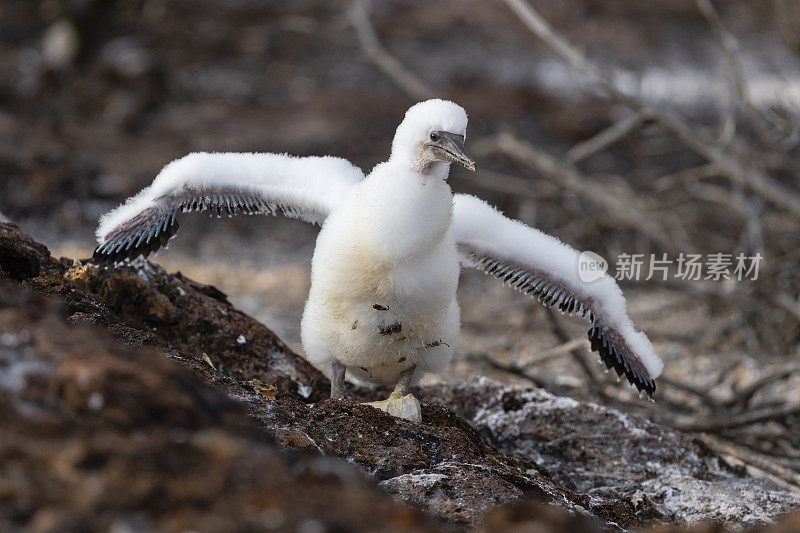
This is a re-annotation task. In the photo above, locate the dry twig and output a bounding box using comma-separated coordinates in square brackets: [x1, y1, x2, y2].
[720, 366, 798, 409]
[503, 0, 800, 219]
[669, 402, 800, 432]
[694, 0, 776, 141]
[776, 294, 800, 322]
[520, 337, 586, 368]
[545, 307, 601, 392]
[461, 353, 548, 389]
[566, 112, 650, 164]
[475, 132, 681, 251]
[700, 433, 800, 489]
[659, 375, 722, 408]
[349, 0, 435, 101]
[772, 0, 800, 59]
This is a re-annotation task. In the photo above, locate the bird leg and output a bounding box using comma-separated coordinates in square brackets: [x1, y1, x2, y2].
[330, 360, 346, 399]
[363, 364, 421, 423]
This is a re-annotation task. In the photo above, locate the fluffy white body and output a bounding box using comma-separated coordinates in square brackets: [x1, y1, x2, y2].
[94, 98, 663, 423]
[301, 162, 460, 385]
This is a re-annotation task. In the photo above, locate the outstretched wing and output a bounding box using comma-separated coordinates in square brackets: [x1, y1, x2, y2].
[453, 194, 663, 395]
[94, 152, 364, 262]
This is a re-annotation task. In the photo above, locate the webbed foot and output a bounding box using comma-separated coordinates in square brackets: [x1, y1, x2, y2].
[364, 391, 421, 423]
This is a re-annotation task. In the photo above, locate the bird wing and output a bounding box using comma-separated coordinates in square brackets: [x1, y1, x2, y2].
[94, 152, 364, 261]
[452, 194, 663, 395]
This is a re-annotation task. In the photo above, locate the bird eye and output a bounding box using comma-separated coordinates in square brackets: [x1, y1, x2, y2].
[429, 132, 440, 142]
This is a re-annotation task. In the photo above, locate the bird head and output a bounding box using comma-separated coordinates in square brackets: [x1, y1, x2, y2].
[390, 99, 476, 174]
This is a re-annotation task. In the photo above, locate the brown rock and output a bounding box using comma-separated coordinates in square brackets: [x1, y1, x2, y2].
[2, 222, 800, 532]
[0, 223, 51, 280]
[0, 279, 436, 532]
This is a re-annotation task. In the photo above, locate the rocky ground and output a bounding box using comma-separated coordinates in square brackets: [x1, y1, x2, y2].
[2, 1, 800, 530]
[3, 222, 800, 532]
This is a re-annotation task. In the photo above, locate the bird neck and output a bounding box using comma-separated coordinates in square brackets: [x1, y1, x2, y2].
[353, 162, 454, 262]
[411, 159, 451, 180]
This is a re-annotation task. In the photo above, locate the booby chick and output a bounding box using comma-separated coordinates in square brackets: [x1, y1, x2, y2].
[94, 99, 663, 423]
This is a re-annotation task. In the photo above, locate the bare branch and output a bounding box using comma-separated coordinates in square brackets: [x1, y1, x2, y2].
[520, 337, 587, 368]
[720, 366, 799, 408]
[566, 112, 650, 164]
[503, 0, 800, 219]
[772, 0, 800, 59]
[700, 433, 800, 489]
[653, 164, 721, 192]
[659, 375, 722, 407]
[503, 0, 619, 100]
[476, 132, 680, 251]
[454, 168, 556, 200]
[349, 0, 435, 101]
[776, 294, 800, 322]
[545, 307, 600, 391]
[669, 402, 800, 432]
[694, 0, 775, 141]
[460, 353, 549, 389]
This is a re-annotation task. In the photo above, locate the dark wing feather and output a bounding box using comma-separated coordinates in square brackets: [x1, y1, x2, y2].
[93, 185, 324, 263]
[462, 248, 656, 396]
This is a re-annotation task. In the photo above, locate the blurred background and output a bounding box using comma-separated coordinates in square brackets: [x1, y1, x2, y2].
[2, 0, 800, 477]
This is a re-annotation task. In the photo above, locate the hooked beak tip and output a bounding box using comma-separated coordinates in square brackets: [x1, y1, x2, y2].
[429, 131, 476, 172]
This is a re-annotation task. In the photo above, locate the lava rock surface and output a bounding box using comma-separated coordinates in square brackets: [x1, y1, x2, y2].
[2, 222, 799, 531]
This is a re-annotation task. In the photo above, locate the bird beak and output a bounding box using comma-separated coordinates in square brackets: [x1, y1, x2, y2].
[428, 131, 476, 171]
